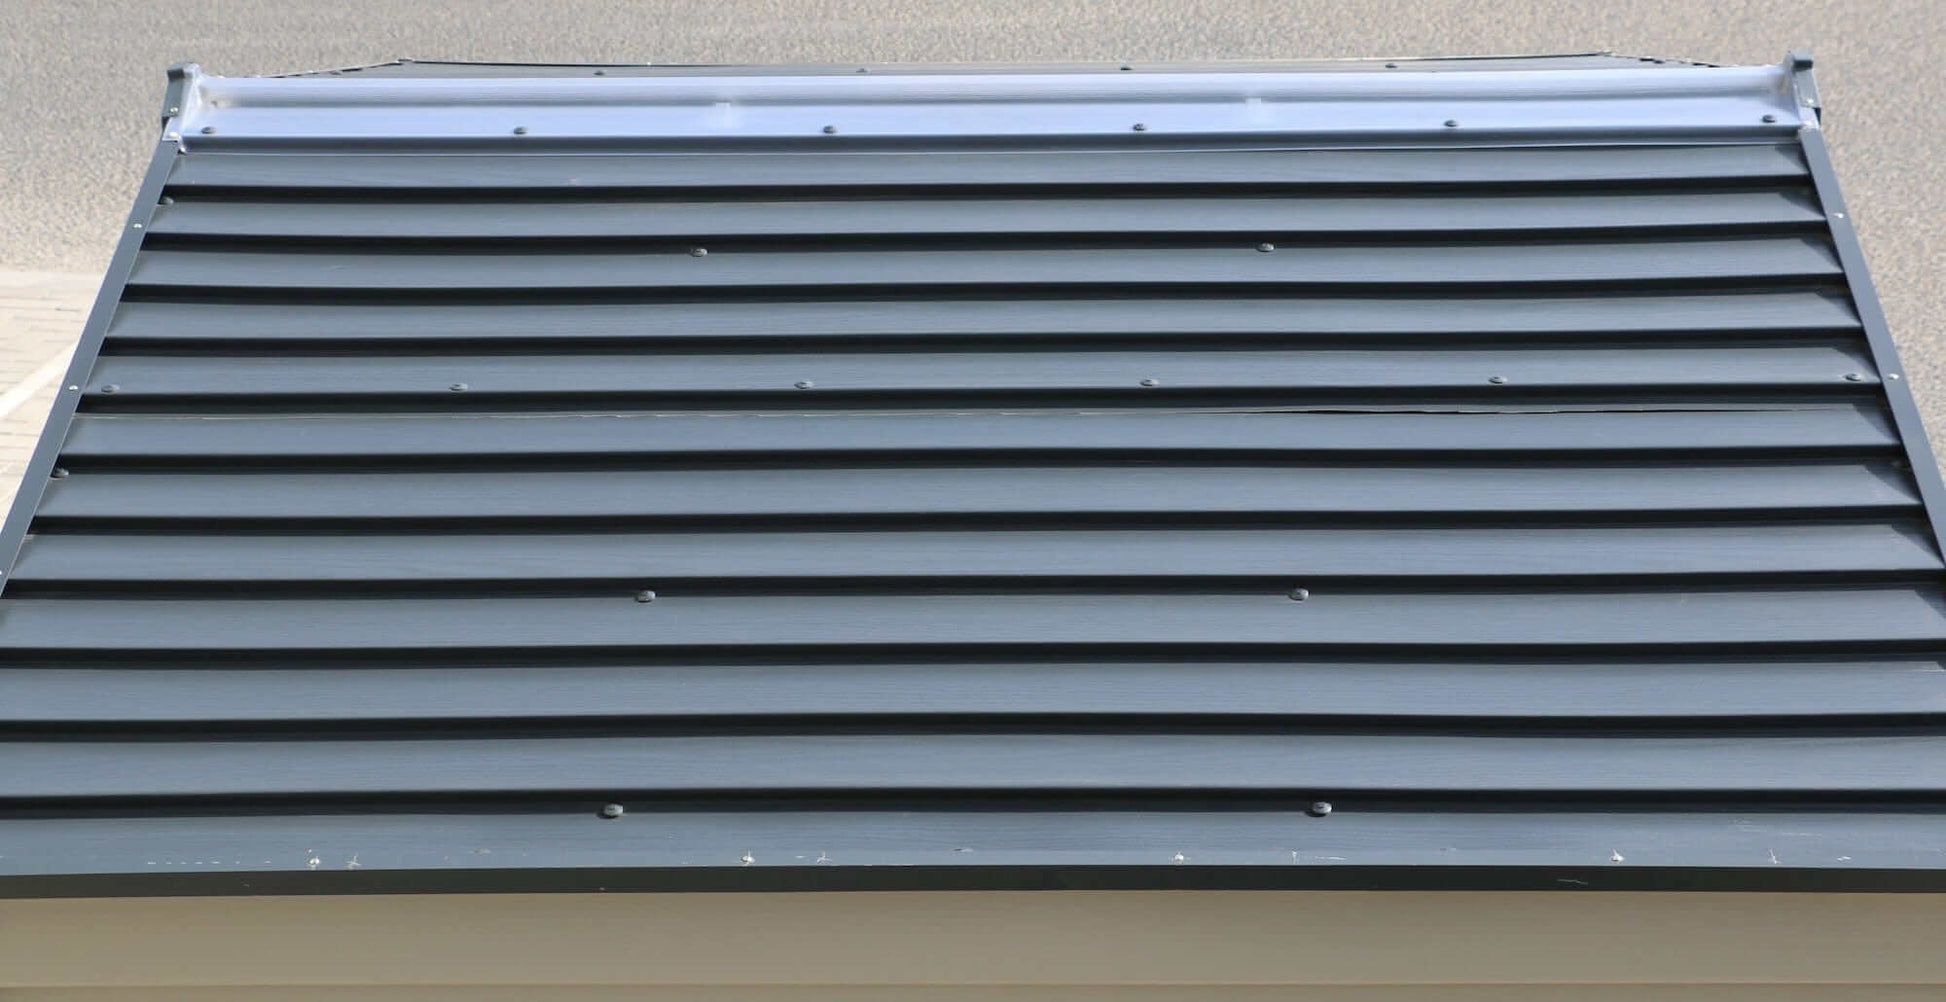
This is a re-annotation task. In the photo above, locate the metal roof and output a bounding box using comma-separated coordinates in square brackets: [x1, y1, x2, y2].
[3, 53, 1944, 896]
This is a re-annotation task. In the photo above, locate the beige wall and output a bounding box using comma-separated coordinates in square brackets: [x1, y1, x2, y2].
[2, 891, 1942, 996]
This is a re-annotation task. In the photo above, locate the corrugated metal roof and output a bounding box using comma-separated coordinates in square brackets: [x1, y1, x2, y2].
[3, 54, 1944, 896]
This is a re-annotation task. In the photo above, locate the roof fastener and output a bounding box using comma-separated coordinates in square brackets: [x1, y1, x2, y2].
[1307, 801, 1333, 818]
[99, 384, 120, 394]
[1119, 64, 1132, 71]
[1139, 377, 1160, 387]
[1889, 373, 1902, 380]
[1289, 587, 1310, 601]
[599, 803, 625, 818]
[1842, 372, 1864, 382]
[512, 125, 529, 135]
[167, 106, 179, 114]
[635, 589, 657, 603]
[795, 380, 815, 389]
[593, 69, 605, 76]
[130, 222, 143, 229]
[1443, 119, 1459, 128]
[200, 125, 216, 135]
[1385, 62, 1398, 68]
[822, 124, 839, 134]
[690, 247, 708, 257]
[449, 382, 469, 391]
[1257, 242, 1275, 253]
[1761, 114, 1778, 124]
[1132, 122, 1148, 131]
[1488, 375, 1508, 384]
[49, 468, 68, 479]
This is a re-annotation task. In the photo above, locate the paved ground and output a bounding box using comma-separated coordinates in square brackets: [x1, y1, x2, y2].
[0, 0, 1940, 508]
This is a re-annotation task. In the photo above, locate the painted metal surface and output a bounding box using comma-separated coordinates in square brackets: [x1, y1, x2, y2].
[1, 55, 1943, 896]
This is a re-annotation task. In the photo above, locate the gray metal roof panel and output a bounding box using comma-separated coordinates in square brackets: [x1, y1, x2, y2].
[3, 54, 1944, 897]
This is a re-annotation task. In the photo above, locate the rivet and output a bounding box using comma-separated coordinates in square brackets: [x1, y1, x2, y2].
[1488, 375, 1508, 384]
[130, 222, 142, 229]
[1132, 122, 1148, 132]
[593, 69, 605, 76]
[1119, 65, 1132, 71]
[1289, 587, 1310, 601]
[740, 852, 755, 865]
[159, 196, 175, 205]
[1444, 119, 1460, 128]
[1139, 377, 1160, 388]
[66, 384, 78, 391]
[1385, 61, 1398, 68]
[599, 803, 625, 818]
[99, 384, 120, 394]
[449, 382, 469, 391]
[167, 106, 179, 114]
[822, 124, 839, 134]
[635, 589, 657, 603]
[1833, 212, 1846, 219]
[512, 126, 529, 135]
[1762, 114, 1778, 124]
[1172, 852, 1187, 863]
[199, 125, 216, 135]
[1256, 242, 1276, 253]
[795, 380, 815, 389]
[49, 468, 69, 479]
[690, 247, 708, 257]
[1307, 801, 1333, 818]
[1889, 373, 1902, 380]
[856, 67, 869, 74]
[165, 131, 180, 140]
[1843, 372, 1864, 382]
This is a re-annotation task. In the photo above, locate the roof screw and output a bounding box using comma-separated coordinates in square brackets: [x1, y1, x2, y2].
[1444, 119, 1460, 128]
[49, 468, 69, 479]
[593, 69, 605, 76]
[856, 67, 869, 74]
[167, 106, 180, 114]
[166, 131, 180, 140]
[690, 247, 708, 257]
[449, 382, 468, 391]
[1132, 122, 1148, 132]
[159, 196, 175, 205]
[1139, 377, 1160, 388]
[1488, 375, 1508, 384]
[1307, 801, 1333, 818]
[200, 125, 216, 135]
[1385, 61, 1398, 68]
[822, 124, 839, 134]
[67, 384, 79, 391]
[1888, 373, 1902, 380]
[1119, 64, 1132, 71]
[99, 384, 120, 394]
[599, 803, 625, 819]
[1842, 372, 1864, 382]
[635, 589, 657, 603]
[795, 380, 815, 389]
[1256, 242, 1276, 253]
[512, 125, 529, 135]
[1289, 587, 1310, 601]
[1761, 114, 1778, 124]
[130, 222, 143, 229]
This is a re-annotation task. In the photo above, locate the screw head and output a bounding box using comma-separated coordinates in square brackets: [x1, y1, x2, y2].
[1444, 119, 1460, 128]
[99, 384, 120, 394]
[690, 247, 708, 257]
[1139, 377, 1160, 388]
[635, 589, 657, 603]
[1131, 122, 1148, 132]
[795, 380, 815, 390]
[1289, 587, 1310, 601]
[449, 382, 469, 391]
[512, 125, 529, 135]
[1257, 242, 1276, 253]
[130, 222, 143, 230]
[1843, 372, 1864, 382]
[1119, 64, 1132, 71]
[167, 106, 179, 114]
[1889, 373, 1902, 380]
[1488, 375, 1508, 385]
[1385, 61, 1398, 68]
[1762, 114, 1778, 124]
[49, 468, 69, 479]
[199, 125, 216, 135]
[822, 124, 838, 134]
[599, 803, 625, 819]
[1307, 801, 1333, 818]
